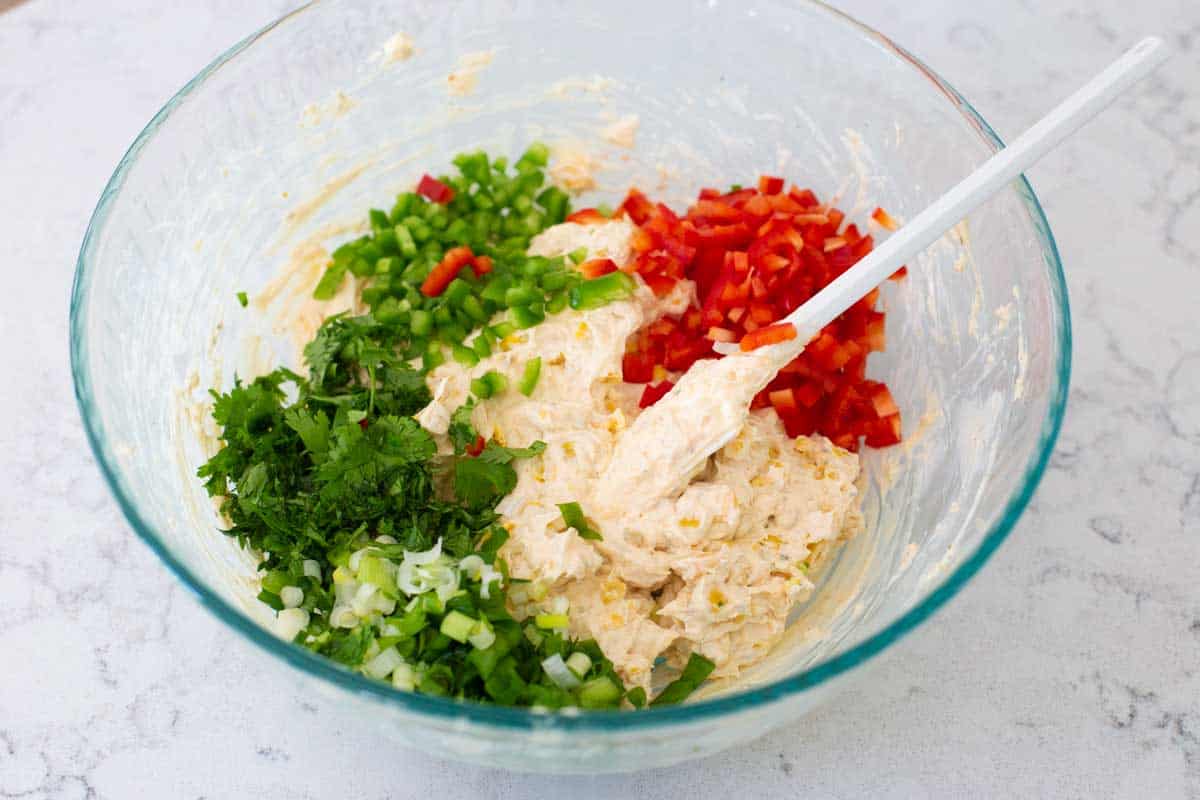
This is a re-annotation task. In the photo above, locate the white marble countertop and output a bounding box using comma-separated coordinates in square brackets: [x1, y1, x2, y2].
[3, 0, 1199, 797]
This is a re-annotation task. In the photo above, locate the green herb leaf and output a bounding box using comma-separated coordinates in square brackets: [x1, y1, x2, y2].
[650, 653, 715, 706]
[477, 440, 547, 464]
[448, 400, 478, 455]
[557, 501, 602, 541]
[454, 458, 518, 510]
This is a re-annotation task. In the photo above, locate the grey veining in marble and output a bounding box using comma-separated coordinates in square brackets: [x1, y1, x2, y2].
[1, 0, 1198, 797]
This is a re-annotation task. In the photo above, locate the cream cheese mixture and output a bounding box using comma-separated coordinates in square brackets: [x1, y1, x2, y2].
[414, 220, 863, 689]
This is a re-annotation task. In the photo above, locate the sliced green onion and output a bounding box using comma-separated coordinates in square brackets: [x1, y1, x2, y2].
[440, 610, 477, 643]
[579, 676, 622, 709]
[541, 653, 581, 689]
[261, 570, 290, 595]
[363, 646, 404, 680]
[523, 624, 545, 648]
[518, 357, 541, 397]
[565, 651, 592, 678]
[236, 291, 249, 307]
[420, 592, 445, 615]
[534, 613, 569, 630]
[422, 345, 445, 372]
[391, 663, 417, 691]
[356, 555, 398, 598]
[468, 620, 496, 650]
[650, 652, 716, 706]
[567, 247, 588, 265]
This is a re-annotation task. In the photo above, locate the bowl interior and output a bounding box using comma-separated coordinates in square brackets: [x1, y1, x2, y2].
[71, 0, 1068, 771]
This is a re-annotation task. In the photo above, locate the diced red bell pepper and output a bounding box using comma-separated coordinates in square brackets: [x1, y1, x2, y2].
[788, 187, 819, 208]
[465, 435, 486, 457]
[740, 322, 797, 351]
[866, 383, 899, 419]
[640, 271, 678, 296]
[621, 351, 656, 384]
[421, 245, 475, 297]
[826, 208, 845, 232]
[617, 177, 904, 448]
[616, 189, 655, 224]
[871, 207, 900, 231]
[794, 380, 823, 408]
[758, 175, 785, 195]
[663, 335, 713, 371]
[566, 208, 609, 225]
[688, 200, 742, 224]
[706, 326, 737, 343]
[864, 312, 886, 352]
[769, 388, 799, 416]
[579, 258, 618, 278]
[743, 194, 773, 218]
[416, 174, 455, 204]
[471, 254, 494, 277]
[864, 414, 902, 447]
[638, 381, 675, 408]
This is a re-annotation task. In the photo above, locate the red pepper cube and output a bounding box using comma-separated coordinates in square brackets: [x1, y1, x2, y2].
[421, 246, 475, 297]
[416, 174, 455, 203]
[758, 175, 785, 195]
[739, 322, 798, 352]
[638, 381, 675, 408]
[579, 258, 618, 279]
[566, 208, 609, 225]
[471, 254, 494, 277]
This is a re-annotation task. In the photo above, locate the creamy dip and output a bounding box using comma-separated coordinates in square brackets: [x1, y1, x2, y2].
[414, 221, 863, 689]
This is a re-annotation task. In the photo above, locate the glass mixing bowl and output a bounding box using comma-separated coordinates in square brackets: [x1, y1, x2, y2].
[70, 0, 1069, 773]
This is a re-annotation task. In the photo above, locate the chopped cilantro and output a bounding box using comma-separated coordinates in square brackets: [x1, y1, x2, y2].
[196, 147, 713, 711]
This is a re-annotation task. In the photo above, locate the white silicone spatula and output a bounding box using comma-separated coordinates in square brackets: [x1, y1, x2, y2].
[757, 34, 1169, 357]
[593, 36, 1169, 511]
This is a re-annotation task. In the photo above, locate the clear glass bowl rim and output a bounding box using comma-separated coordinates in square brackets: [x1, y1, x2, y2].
[69, 0, 1072, 733]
